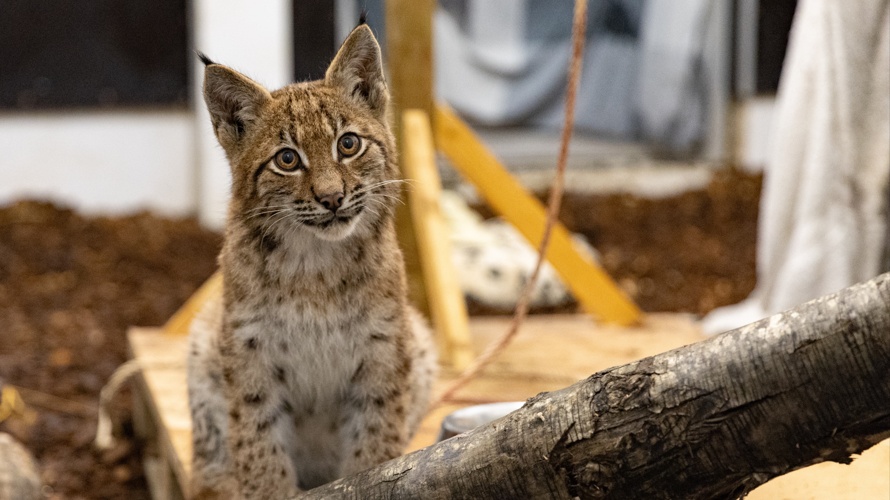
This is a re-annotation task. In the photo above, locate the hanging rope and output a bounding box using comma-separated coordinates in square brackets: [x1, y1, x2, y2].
[432, 0, 589, 407]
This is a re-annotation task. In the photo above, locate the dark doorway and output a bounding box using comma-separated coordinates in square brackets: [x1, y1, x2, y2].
[0, 0, 190, 110]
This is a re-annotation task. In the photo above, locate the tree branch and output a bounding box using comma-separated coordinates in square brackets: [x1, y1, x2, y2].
[302, 273, 890, 499]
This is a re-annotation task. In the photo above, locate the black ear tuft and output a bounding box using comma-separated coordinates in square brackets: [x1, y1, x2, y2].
[196, 51, 216, 66]
[202, 65, 272, 147]
[358, 10, 368, 27]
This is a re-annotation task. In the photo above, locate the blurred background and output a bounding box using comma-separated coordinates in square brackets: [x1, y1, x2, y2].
[3, 1, 889, 499]
[0, 0, 794, 225]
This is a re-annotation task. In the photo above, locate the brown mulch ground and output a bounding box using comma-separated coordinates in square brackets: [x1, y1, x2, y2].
[562, 168, 761, 314]
[469, 168, 761, 315]
[0, 168, 760, 499]
[0, 202, 221, 499]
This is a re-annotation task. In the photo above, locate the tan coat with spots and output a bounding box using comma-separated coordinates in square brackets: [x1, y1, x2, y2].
[187, 23, 437, 499]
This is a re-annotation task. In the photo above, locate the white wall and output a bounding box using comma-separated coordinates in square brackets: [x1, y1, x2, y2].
[0, 110, 195, 216]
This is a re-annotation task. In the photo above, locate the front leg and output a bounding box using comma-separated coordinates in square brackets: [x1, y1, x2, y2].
[219, 334, 299, 499]
[339, 335, 415, 476]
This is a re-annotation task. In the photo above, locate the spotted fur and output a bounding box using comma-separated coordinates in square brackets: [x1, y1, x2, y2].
[187, 24, 437, 499]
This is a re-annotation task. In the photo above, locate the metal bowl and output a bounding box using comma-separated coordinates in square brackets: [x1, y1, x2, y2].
[437, 401, 525, 442]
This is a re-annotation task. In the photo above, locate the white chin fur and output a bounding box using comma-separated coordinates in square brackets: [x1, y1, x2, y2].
[309, 214, 362, 241]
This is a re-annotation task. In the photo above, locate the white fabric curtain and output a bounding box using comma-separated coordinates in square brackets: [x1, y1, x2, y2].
[703, 0, 890, 334]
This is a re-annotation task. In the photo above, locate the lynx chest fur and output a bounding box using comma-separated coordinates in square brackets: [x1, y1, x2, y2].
[186, 22, 436, 499]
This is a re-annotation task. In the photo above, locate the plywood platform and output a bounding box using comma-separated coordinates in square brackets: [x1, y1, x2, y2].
[128, 314, 889, 499]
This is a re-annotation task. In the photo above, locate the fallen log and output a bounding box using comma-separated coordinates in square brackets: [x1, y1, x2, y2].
[302, 273, 890, 499]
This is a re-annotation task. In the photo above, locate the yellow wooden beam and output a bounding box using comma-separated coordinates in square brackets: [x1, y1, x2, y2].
[163, 271, 221, 336]
[402, 109, 474, 369]
[434, 104, 642, 326]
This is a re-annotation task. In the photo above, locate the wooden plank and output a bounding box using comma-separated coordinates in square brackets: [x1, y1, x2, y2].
[129, 316, 890, 499]
[746, 440, 890, 500]
[435, 104, 642, 325]
[401, 109, 473, 369]
[128, 327, 191, 495]
[385, 0, 436, 317]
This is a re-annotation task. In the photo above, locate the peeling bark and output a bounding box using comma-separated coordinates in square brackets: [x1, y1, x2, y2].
[302, 273, 890, 499]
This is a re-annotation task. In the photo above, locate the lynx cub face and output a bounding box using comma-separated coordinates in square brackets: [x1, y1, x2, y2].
[204, 25, 396, 243]
[187, 22, 436, 500]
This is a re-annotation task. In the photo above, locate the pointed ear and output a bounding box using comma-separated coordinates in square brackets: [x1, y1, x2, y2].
[202, 64, 272, 147]
[325, 25, 389, 120]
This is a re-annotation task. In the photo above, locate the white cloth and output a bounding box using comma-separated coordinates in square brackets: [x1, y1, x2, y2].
[703, 0, 890, 334]
[441, 190, 598, 309]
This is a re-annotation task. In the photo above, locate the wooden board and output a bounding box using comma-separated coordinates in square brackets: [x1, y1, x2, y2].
[128, 314, 890, 499]
[747, 440, 890, 500]
[129, 329, 192, 494]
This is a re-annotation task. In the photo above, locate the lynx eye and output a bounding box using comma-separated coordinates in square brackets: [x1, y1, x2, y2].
[337, 133, 361, 157]
[274, 148, 302, 171]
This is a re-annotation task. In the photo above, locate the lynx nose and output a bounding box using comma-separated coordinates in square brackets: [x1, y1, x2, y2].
[316, 191, 345, 212]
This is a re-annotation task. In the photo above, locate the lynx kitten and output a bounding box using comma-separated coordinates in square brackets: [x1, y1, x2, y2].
[187, 22, 437, 499]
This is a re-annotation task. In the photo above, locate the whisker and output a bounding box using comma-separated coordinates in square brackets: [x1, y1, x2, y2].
[260, 210, 293, 246]
[373, 193, 406, 206]
[284, 216, 300, 242]
[352, 179, 411, 197]
[244, 208, 286, 221]
[361, 203, 381, 219]
[368, 178, 410, 189]
[244, 204, 292, 215]
[365, 197, 394, 217]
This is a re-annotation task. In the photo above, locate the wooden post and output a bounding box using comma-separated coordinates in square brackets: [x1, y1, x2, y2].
[401, 109, 473, 368]
[385, 0, 436, 317]
[385, 0, 435, 119]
